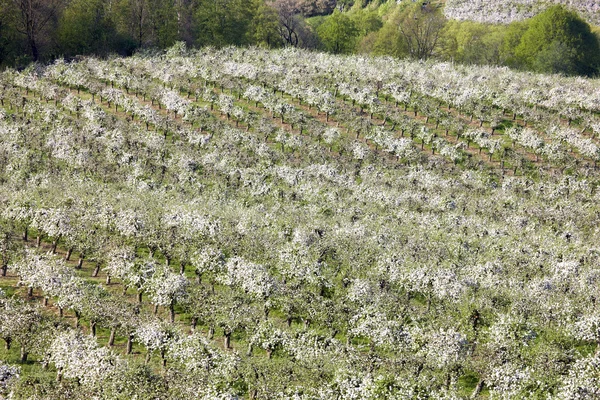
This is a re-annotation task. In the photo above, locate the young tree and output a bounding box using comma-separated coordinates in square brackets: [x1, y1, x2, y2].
[397, 3, 446, 60]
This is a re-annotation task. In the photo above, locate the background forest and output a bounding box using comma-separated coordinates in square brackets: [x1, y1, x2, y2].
[1, 0, 600, 76]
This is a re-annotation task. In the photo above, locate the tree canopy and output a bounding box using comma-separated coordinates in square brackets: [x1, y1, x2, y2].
[514, 5, 600, 76]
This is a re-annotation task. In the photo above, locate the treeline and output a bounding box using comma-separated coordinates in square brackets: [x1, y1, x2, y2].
[0, 0, 290, 65]
[1, 0, 599, 77]
[317, 1, 600, 77]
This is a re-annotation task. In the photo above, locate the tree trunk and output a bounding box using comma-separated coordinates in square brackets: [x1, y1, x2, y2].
[36, 235, 41, 248]
[65, 247, 73, 261]
[1, 264, 6, 277]
[27, 286, 33, 297]
[153, 304, 159, 315]
[29, 35, 39, 62]
[191, 317, 197, 332]
[224, 332, 231, 349]
[106, 274, 111, 285]
[208, 326, 214, 339]
[92, 262, 100, 277]
[90, 321, 97, 337]
[76, 255, 84, 269]
[138, 291, 143, 303]
[4, 337, 11, 350]
[23, 227, 28, 242]
[20, 346, 28, 362]
[169, 303, 175, 323]
[471, 379, 485, 399]
[108, 328, 116, 346]
[127, 334, 133, 354]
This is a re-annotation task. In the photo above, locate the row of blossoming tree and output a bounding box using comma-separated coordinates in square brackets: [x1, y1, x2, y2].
[0, 45, 600, 398]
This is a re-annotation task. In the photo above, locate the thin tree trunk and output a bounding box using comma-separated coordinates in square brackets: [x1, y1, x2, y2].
[127, 334, 133, 354]
[76, 255, 84, 269]
[471, 379, 485, 399]
[108, 328, 116, 346]
[92, 262, 100, 277]
[20, 346, 28, 362]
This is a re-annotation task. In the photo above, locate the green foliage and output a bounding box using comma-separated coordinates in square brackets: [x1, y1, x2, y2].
[441, 20, 506, 65]
[316, 10, 359, 54]
[194, 0, 256, 47]
[367, 7, 406, 57]
[57, 0, 120, 57]
[500, 20, 529, 68]
[349, 7, 382, 36]
[247, 0, 281, 48]
[514, 5, 600, 76]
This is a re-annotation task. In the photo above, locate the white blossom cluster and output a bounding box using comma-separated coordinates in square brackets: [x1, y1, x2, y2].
[48, 330, 121, 387]
[0, 361, 19, 395]
[219, 256, 276, 298]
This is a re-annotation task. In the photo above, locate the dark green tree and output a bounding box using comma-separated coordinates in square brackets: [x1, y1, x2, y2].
[147, 0, 179, 48]
[194, 0, 254, 47]
[57, 0, 119, 57]
[514, 5, 600, 76]
[247, 0, 281, 47]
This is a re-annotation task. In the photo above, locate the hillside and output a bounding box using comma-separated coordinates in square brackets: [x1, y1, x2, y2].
[1, 46, 600, 398]
[443, 0, 600, 25]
